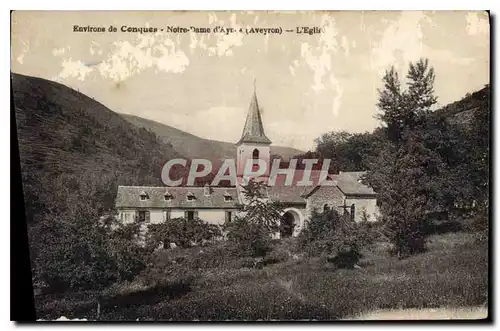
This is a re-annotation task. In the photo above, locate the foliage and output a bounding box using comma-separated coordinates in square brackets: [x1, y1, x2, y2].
[309, 80, 489, 243]
[224, 216, 273, 258]
[223, 179, 283, 257]
[238, 179, 284, 232]
[146, 217, 222, 249]
[30, 203, 148, 292]
[298, 209, 375, 268]
[465, 86, 490, 219]
[314, 130, 385, 172]
[365, 59, 443, 257]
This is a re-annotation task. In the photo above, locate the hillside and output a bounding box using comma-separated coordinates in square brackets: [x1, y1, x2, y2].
[12, 73, 182, 222]
[121, 114, 304, 161]
[437, 85, 490, 126]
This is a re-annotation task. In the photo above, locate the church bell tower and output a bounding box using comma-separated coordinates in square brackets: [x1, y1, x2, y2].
[236, 81, 272, 182]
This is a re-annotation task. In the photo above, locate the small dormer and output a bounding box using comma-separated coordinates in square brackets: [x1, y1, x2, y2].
[223, 190, 233, 202]
[164, 190, 173, 201]
[187, 191, 196, 201]
[139, 191, 149, 201]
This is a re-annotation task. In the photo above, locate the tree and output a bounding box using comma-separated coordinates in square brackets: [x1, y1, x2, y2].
[376, 59, 436, 143]
[224, 179, 284, 257]
[236, 179, 284, 233]
[313, 130, 385, 172]
[366, 58, 440, 257]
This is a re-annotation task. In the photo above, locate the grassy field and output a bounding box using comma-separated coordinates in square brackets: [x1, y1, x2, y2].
[35, 231, 489, 321]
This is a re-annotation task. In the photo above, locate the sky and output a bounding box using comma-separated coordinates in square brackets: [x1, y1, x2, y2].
[11, 11, 490, 151]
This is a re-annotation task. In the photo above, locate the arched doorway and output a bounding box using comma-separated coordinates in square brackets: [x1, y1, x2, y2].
[280, 208, 304, 238]
[280, 211, 295, 238]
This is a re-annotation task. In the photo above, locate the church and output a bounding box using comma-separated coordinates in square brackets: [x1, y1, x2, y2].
[115, 89, 379, 238]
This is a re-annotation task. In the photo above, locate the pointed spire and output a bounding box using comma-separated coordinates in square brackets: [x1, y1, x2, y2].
[237, 80, 272, 145]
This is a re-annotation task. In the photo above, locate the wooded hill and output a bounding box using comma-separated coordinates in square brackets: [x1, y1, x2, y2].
[437, 85, 489, 126]
[12, 73, 181, 223]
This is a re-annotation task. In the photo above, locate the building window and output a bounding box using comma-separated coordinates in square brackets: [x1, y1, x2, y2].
[165, 210, 171, 222]
[225, 211, 232, 223]
[137, 210, 149, 223]
[186, 210, 195, 221]
[350, 204, 356, 222]
[164, 192, 173, 201]
[187, 192, 195, 201]
[323, 204, 330, 212]
[224, 195, 232, 202]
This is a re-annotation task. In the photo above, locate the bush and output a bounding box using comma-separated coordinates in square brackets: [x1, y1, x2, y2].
[383, 214, 427, 257]
[139, 250, 198, 292]
[146, 217, 222, 249]
[31, 213, 149, 293]
[423, 218, 463, 235]
[224, 216, 272, 258]
[263, 246, 291, 266]
[156, 243, 236, 270]
[298, 209, 375, 268]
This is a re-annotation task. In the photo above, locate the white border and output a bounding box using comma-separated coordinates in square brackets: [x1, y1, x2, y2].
[3, 1, 498, 330]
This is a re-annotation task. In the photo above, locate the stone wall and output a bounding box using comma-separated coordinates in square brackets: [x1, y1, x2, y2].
[305, 186, 345, 220]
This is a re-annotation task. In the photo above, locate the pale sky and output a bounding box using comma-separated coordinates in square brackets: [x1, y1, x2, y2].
[11, 11, 490, 151]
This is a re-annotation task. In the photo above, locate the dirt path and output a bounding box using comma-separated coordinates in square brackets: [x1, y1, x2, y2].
[345, 307, 488, 320]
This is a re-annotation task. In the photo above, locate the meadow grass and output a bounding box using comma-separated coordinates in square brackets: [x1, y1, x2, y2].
[35, 231, 488, 321]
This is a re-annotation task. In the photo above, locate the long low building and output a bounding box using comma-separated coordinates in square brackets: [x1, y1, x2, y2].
[115, 185, 239, 225]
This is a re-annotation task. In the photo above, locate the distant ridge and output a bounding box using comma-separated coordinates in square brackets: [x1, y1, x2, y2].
[121, 114, 304, 161]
